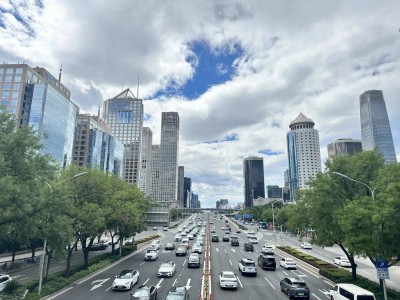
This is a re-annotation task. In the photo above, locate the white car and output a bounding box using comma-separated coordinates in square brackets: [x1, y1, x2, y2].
[301, 242, 312, 249]
[249, 236, 258, 244]
[187, 233, 194, 240]
[238, 258, 257, 275]
[112, 269, 139, 290]
[150, 240, 161, 250]
[334, 256, 351, 267]
[192, 244, 203, 254]
[144, 249, 159, 261]
[219, 271, 238, 289]
[158, 261, 176, 277]
[0, 274, 12, 292]
[261, 245, 274, 255]
[247, 231, 255, 238]
[280, 258, 297, 269]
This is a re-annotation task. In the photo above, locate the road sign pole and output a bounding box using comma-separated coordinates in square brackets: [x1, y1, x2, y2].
[383, 279, 388, 300]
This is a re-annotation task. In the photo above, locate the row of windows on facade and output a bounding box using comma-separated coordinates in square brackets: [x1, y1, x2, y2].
[292, 124, 314, 130]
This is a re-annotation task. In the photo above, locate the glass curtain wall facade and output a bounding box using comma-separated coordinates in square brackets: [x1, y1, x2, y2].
[183, 177, 192, 208]
[243, 157, 265, 208]
[360, 90, 397, 164]
[103, 89, 143, 185]
[138, 127, 153, 195]
[327, 138, 362, 158]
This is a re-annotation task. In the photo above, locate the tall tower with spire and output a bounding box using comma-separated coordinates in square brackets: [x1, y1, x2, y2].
[287, 113, 321, 200]
[103, 88, 144, 185]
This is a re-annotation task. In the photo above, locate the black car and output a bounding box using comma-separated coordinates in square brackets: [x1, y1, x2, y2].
[231, 237, 239, 246]
[176, 247, 187, 256]
[222, 235, 230, 242]
[130, 285, 157, 300]
[165, 243, 175, 250]
[211, 235, 219, 242]
[165, 286, 189, 300]
[244, 242, 254, 252]
[258, 254, 276, 270]
[280, 277, 310, 299]
[90, 243, 108, 251]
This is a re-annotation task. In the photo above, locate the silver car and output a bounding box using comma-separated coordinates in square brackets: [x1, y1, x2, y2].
[158, 261, 176, 277]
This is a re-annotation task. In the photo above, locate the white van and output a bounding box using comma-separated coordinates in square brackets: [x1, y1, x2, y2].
[330, 283, 376, 300]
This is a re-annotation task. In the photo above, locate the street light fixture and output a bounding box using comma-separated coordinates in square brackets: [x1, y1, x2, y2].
[38, 171, 87, 295]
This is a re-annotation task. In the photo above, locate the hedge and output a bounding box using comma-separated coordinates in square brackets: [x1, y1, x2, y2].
[278, 246, 337, 269]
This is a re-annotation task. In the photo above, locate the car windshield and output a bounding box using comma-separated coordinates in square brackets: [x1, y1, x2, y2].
[116, 271, 132, 279]
[166, 293, 185, 300]
[133, 289, 149, 296]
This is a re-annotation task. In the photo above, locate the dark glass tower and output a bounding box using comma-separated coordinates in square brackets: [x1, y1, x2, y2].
[360, 90, 397, 164]
[243, 157, 265, 208]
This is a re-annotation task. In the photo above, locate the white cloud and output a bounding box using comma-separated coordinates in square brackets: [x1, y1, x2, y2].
[1, 0, 399, 207]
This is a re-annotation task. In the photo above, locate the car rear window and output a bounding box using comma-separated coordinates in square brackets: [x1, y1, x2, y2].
[358, 296, 375, 300]
[244, 261, 255, 266]
[293, 282, 307, 287]
[223, 273, 235, 278]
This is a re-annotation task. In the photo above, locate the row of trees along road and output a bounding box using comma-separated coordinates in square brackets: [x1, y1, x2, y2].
[0, 109, 151, 281]
[243, 150, 400, 288]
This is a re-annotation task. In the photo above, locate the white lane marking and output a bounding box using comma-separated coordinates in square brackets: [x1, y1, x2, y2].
[183, 259, 187, 266]
[240, 250, 244, 254]
[264, 277, 275, 289]
[156, 278, 164, 289]
[105, 285, 112, 291]
[143, 278, 150, 285]
[224, 249, 227, 253]
[237, 276, 243, 288]
[282, 271, 289, 276]
[231, 248, 235, 252]
[140, 261, 145, 266]
[172, 278, 177, 286]
[44, 287, 74, 300]
[49, 266, 61, 271]
[312, 293, 322, 300]
[229, 259, 233, 266]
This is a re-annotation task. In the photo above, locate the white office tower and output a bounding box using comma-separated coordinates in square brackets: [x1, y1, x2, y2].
[149, 145, 161, 203]
[287, 113, 321, 200]
[103, 88, 143, 185]
[138, 127, 153, 195]
[159, 112, 180, 207]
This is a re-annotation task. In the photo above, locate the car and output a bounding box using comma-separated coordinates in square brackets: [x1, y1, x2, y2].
[165, 243, 175, 250]
[165, 286, 190, 300]
[280, 258, 297, 269]
[176, 247, 188, 256]
[334, 256, 351, 267]
[280, 277, 310, 299]
[187, 233, 194, 240]
[180, 240, 190, 249]
[150, 240, 161, 250]
[222, 235, 230, 242]
[181, 231, 187, 236]
[258, 254, 276, 270]
[300, 242, 312, 249]
[219, 271, 238, 289]
[0, 274, 12, 292]
[221, 227, 226, 231]
[163, 227, 168, 231]
[247, 230, 255, 238]
[125, 237, 134, 245]
[231, 236, 239, 246]
[90, 243, 108, 251]
[158, 261, 176, 277]
[192, 244, 203, 254]
[188, 253, 201, 268]
[211, 228, 216, 233]
[210, 221, 213, 224]
[236, 228, 241, 233]
[144, 249, 159, 261]
[244, 242, 254, 252]
[130, 285, 157, 300]
[112, 269, 139, 290]
[211, 235, 219, 242]
[152, 226, 158, 230]
[238, 258, 257, 275]
[196, 238, 204, 246]
[249, 236, 258, 244]
[330, 283, 376, 300]
[261, 244, 275, 255]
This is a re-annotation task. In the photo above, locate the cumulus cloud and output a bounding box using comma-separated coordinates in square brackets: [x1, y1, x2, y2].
[1, 0, 399, 207]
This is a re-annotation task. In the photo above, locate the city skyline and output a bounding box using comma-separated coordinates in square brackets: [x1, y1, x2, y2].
[1, 1, 399, 207]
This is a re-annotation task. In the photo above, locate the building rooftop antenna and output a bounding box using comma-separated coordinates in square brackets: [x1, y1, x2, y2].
[58, 63, 63, 83]
[137, 75, 140, 99]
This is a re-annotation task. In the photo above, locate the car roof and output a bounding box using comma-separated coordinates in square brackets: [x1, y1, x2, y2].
[221, 271, 235, 276]
[242, 258, 254, 262]
[335, 283, 375, 294]
[286, 277, 305, 283]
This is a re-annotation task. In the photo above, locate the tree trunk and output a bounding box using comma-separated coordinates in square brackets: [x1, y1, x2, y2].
[337, 242, 357, 281]
[31, 246, 36, 260]
[65, 240, 78, 275]
[11, 250, 16, 262]
[44, 249, 53, 282]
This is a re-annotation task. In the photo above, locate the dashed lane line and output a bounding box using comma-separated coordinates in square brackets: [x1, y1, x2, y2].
[237, 276, 243, 288]
[143, 278, 150, 285]
[312, 293, 322, 300]
[229, 259, 233, 266]
[140, 261, 145, 266]
[264, 277, 275, 289]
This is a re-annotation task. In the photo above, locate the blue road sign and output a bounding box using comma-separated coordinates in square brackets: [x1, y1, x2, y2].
[245, 213, 252, 219]
[376, 258, 390, 279]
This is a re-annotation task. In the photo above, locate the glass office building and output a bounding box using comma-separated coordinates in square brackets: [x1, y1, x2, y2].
[360, 90, 397, 164]
[243, 157, 265, 208]
[0, 64, 78, 167]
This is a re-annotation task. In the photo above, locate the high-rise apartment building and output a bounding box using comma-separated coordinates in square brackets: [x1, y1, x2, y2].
[287, 113, 321, 200]
[159, 112, 180, 207]
[73, 114, 124, 176]
[184, 177, 192, 208]
[243, 157, 265, 208]
[216, 201, 220, 209]
[138, 127, 153, 195]
[177, 166, 185, 208]
[0, 63, 78, 167]
[360, 90, 397, 164]
[327, 138, 362, 158]
[103, 88, 143, 185]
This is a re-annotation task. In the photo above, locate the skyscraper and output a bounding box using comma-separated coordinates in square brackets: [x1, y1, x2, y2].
[0, 63, 78, 167]
[243, 157, 265, 208]
[159, 112, 180, 207]
[266, 185, 283, 199]
[73, 114, 123, 176]
[177, 166, 185, 208]
[138, 127, 153, 195]
[103, 88, 143, 185]
[327, 138, 362, 158]
[360, 90, 397, 164]
[287, 113, 321, 200]
[184, 177, 192, 208]
[149, 145, 161, 202]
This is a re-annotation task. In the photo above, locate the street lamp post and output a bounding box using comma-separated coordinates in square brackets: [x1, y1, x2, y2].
[332, 171, 387, 300]
[38, 172, 87, 295]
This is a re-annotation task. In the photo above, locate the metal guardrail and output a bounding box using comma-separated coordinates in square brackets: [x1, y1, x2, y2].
[200, 214, 212, 300]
